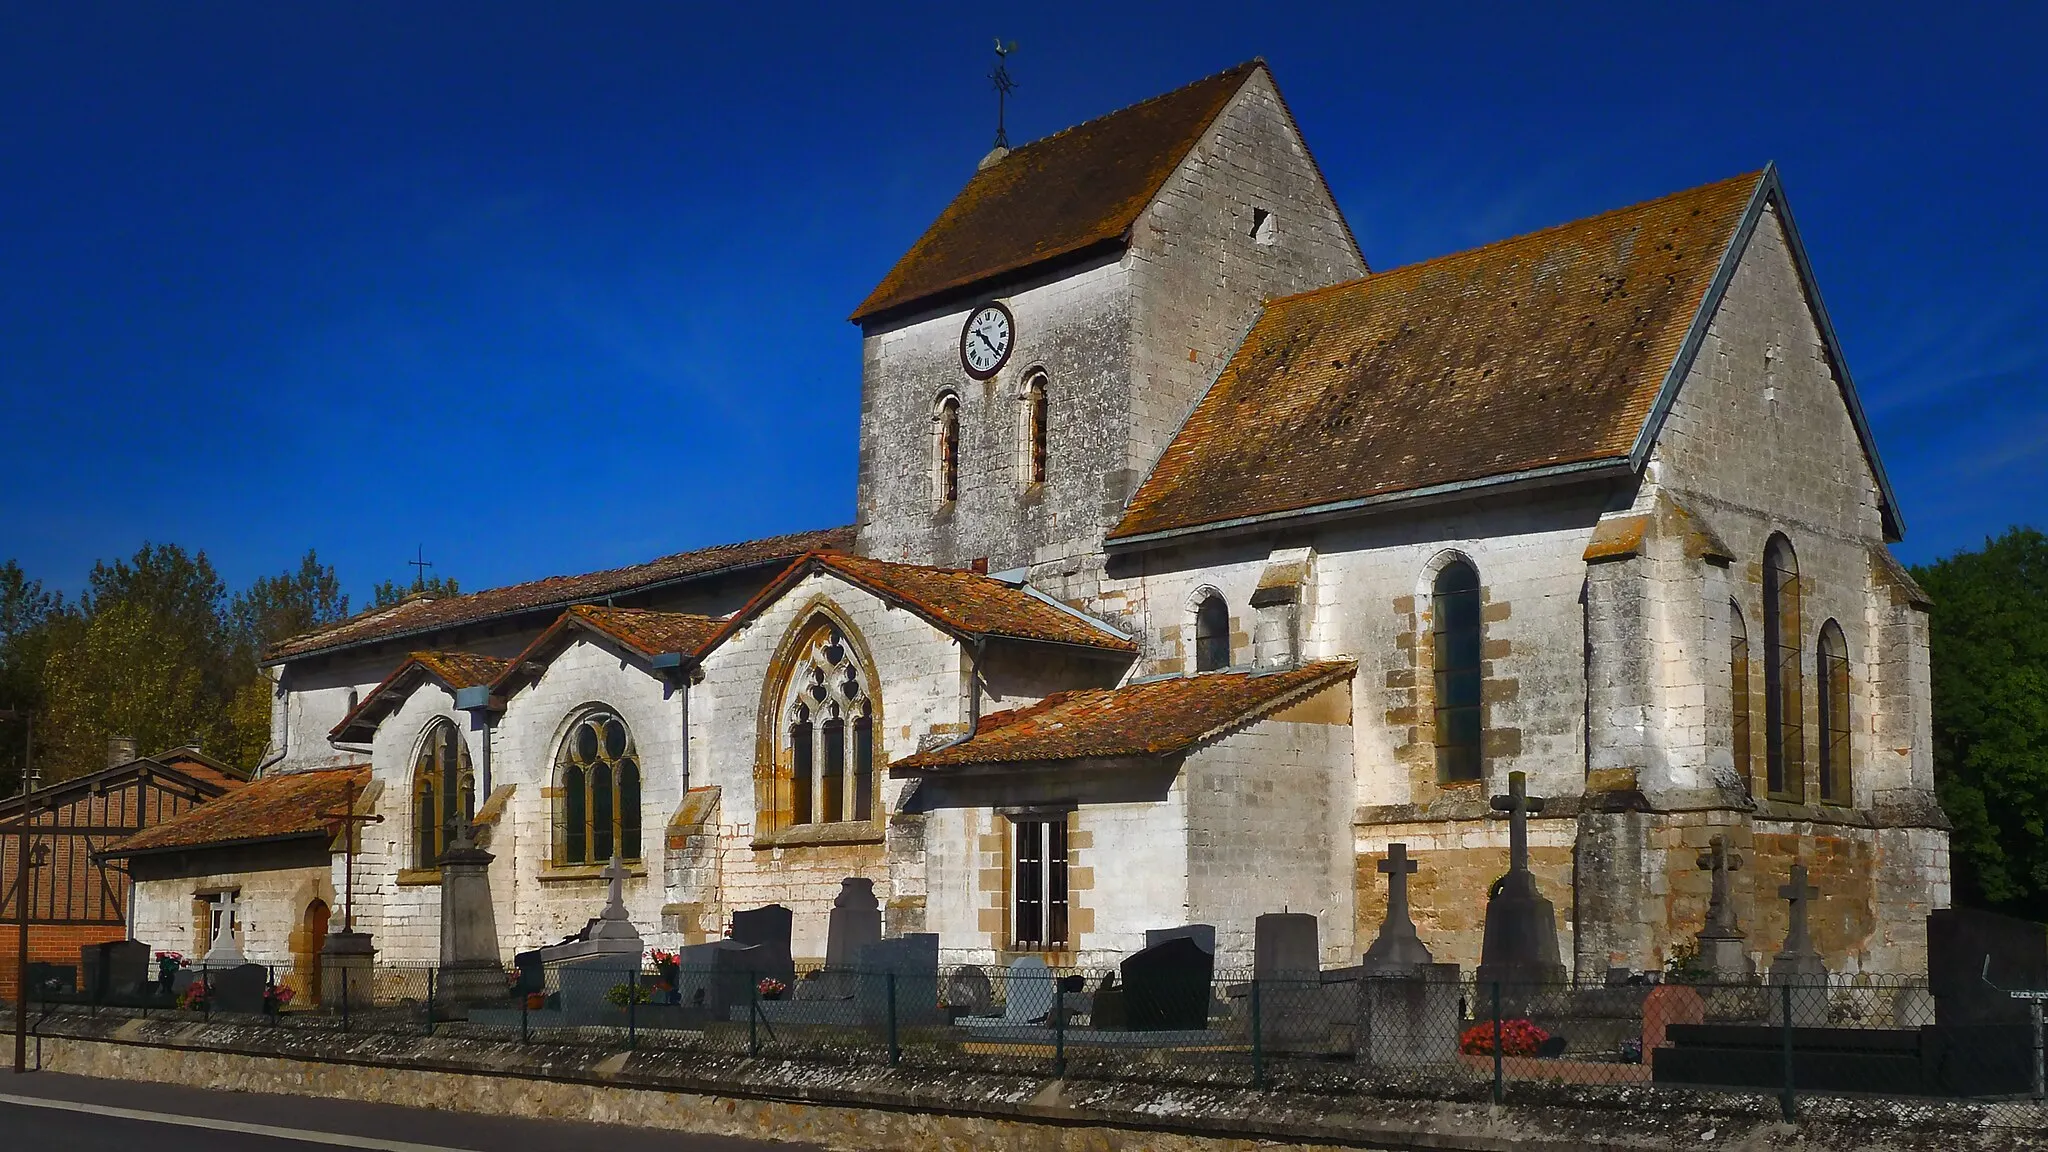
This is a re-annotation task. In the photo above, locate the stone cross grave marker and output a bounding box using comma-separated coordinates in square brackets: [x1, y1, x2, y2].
[1694, 834, 1754, 976]
[588, 854, 642, 944]
[201, 890, 245, 967]
[1768, 863, 1828, 1024]
[1474, 771, 1566, 1003]
[1364, 843, 1433, 970]
[1775, 865, 1823, 964]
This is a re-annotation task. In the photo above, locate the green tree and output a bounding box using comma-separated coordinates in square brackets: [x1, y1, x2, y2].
[0, 559, 68, 794]
[1915, 527, 2048, 915]
[371, 574, 460, 608]
[230, 549, 350, 660]
[41, 598, 220, 779]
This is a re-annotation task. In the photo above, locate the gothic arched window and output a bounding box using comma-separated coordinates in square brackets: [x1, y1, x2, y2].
[1432, 559, 1483, 783]
[555, 709, 640, 866]
[935, 394, 960, 504]
[1763, 534, 1804, 799]
[1817, 620, 1851, 804]
[412, 720, 475, 870]
[772, 616, 879, 830]
[1730, 600, 1752, 786]
[1194, 593, 1230, 672]
[1022, 373, 1048, 486]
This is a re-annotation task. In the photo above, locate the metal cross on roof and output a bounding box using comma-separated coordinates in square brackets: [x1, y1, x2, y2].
[407, 546, 434, 593]
[989, 40, 1018, 149]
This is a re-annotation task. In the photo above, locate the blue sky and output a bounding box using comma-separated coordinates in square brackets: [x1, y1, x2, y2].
[2, 3, 2042, 604]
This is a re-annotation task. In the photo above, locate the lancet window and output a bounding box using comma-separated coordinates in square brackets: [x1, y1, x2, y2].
[412, 720, 475, 870]
[773, 617, 878, 829]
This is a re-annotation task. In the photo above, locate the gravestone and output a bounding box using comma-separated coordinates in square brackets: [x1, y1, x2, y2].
[731, 904, 796, 989]
[198, 890, 246, 969]
[1145, 923, 1216, 955]
[81, 939, 150, 1002]
[1767, 865, 1829, 1026]
[673, 939, 764, 1020]
[1363, 844, 1433, 970]
[1251, 912, 1336, 1048]
[209, 962, 268, 1014]
[1695, 835, 1755, 978]
[1473, 772, 1566, 1013]
[1254, 913, 1320, 980]
[1928, 906, 2048, 1026]
[322, 929, 376, 1010]
[1089, 971, 1127, 1031]
[1640, 983, 1706, 1066]
[23, 962, 75, 997]
[1002, 955, 1055, 1024]
[555, 952, 642, 1027]
[856, 933, 940, 1025]
[824, 879, 882, 969]
[437, 829, 504, 1008]
[1354, 843, 1462, 1066]
[1122, 935, 1213, 1032]
[945, 965, 992, 1017]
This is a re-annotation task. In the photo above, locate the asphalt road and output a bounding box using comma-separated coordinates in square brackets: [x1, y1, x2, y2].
[0, 1070, 824, 1152]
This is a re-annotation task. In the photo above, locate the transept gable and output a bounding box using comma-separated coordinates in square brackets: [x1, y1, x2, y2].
[488, 604, 723, 708]
[329, 650, 511, 744]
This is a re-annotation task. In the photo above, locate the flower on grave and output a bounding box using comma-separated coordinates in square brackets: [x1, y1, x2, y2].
[648, 949, 680, 969]
[153, 951, 186, 965]
[179, 982, 209, 1011]
[263, 983, 296, 1007]
[1458, 1018, 1550, 1057]
[757, 977, 787, 1000]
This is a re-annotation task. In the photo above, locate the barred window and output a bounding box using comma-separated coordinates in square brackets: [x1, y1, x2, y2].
[555, 709, 640, 865]
[1818, 620, 1852, 804]
[1433, 560, 1483, 784]
[1763, 534, 1804, 799]
[1012, 816, 1069, 950]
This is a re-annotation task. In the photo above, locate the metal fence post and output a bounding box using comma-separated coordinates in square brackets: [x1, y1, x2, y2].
[1490, 982, 1504, 1105]
[2033, 1000, 2044, 1101]
[521, 977, 529, 1044]
[425, 967, 436, 1033]
[627, 967, 638, 1050]
[1052, 986, 1066, 1077]
[886, 971, 900, 1067]
[748, 978, 760, 1058]
[203, 973, 212, 1022]
[340, 969, 350, 1033]
[1779, 982, 1797, 1121]
[1250, 978, 1265, 1089]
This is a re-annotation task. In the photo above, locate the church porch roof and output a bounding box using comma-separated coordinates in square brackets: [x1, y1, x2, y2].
[850, 61, 1265, 324]
[893, 660, 1353, 772]
[264, 525, 854, 666]
[99, 765, 369, 859]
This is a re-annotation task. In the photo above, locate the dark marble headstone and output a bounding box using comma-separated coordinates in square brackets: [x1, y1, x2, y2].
[1122, 935, 1214, 1032]
[24, 962, 75, 997]
[824, 878, 882, 969]
[1474, 772, 1566, 1007]
[1254, 913, 1320, 980]
[81, 940, 150, 1001]
[512, 948, 548, 996]
[1145, 923, 1216, 955]
[730, 904, 795, 988]
[1929, 906, 2048, 1026]
[673, 940, 765, 1019]
[208, 962, 268, 1014]
[856, 933, 940, 1025]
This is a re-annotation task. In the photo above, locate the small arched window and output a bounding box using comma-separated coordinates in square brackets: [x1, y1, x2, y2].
[1022, 373, 1048, 486]
[1730, 600, 1752, 786]
[1194, 593, 1230, 672]
[772, 617, 879, 829]
[1817, 620, 1851, 804]
[1432, 560, 1483, 783]
[555, 709, 640, 865]
[935, 394, 960, 504]
[411, 720, 474, 870]
[1762, 534, 1804, 799]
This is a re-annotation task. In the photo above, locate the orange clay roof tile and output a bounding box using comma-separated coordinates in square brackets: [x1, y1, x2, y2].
[894, 661, 1353, 770]
[1112, 171, 1764, 541]
[102, 765, 369, 857]
[851, 62, 1262, 322]
[807, 554, 1134, 651]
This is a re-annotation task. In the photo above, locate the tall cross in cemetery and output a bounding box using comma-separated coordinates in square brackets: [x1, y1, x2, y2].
[1697, 835, 1745, 937]
[1778, 863, 1822, 957]
[1364, 842, 1433, 969]
[1490, 771, 1545, 893]
[319, 776, 383, 934]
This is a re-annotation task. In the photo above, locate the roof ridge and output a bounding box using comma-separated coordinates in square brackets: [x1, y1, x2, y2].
[1269, 168, 1767, 311]
[997, 60, 1262, 161]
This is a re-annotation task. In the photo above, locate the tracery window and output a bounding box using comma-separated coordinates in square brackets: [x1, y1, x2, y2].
[1817, 620, 1852, 805]
[1763, 534, 1804, 799]
[1730, 600, 1752, 786]
[412, 720, 475, 869]
[555, 708, 641, 866]
[1022, 373, 1048, 486]
[935, 393, 960, 504]
[1194, 592, 1230, 672]
[773, 617, 878, 829]
[1432, 559, 1483, 784]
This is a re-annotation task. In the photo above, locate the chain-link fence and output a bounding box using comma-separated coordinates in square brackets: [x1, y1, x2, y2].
[26, 964, 2048, 1130]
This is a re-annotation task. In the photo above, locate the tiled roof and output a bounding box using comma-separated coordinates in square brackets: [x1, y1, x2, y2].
[1112, 172, 1765, 542]
[265, 525, 855, 664]
[707, 553, 1135, 657]
[101, 765, 369, 857]
[850, 62, 1262, 323]
[328, 651, 512, 742]
[894, 661, 1354, 770]
[568, 606, 724, 659]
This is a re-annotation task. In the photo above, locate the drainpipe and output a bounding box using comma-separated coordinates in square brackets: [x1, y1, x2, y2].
[453, 687, 494, 795]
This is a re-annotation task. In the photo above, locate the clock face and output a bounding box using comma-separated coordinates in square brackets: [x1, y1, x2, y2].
[960, 302, 1014, 379]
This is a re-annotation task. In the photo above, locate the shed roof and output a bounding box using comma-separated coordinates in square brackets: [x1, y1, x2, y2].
[101, 765, 368, 858]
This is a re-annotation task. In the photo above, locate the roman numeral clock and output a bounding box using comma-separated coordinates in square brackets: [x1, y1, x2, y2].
[960, 301, 1013, 379]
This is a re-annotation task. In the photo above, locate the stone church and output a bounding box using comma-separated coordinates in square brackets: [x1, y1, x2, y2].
[110, 60, 1948, 991]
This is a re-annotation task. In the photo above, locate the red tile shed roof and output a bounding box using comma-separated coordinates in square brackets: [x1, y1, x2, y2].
[850, 62, 1263, 323]
[265, 525, 854, 664]
[894, 661, 1353, 770]
[101, 766, 369, 857]
[1112, 172, 1766, 542]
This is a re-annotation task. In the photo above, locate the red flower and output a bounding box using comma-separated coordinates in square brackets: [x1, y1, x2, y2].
[1459, 1018, 1551, 1057]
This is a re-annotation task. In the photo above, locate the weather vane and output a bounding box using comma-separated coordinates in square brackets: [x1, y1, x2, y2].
[990, 39, 1018, 149]
[408, 545, 434, 593]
